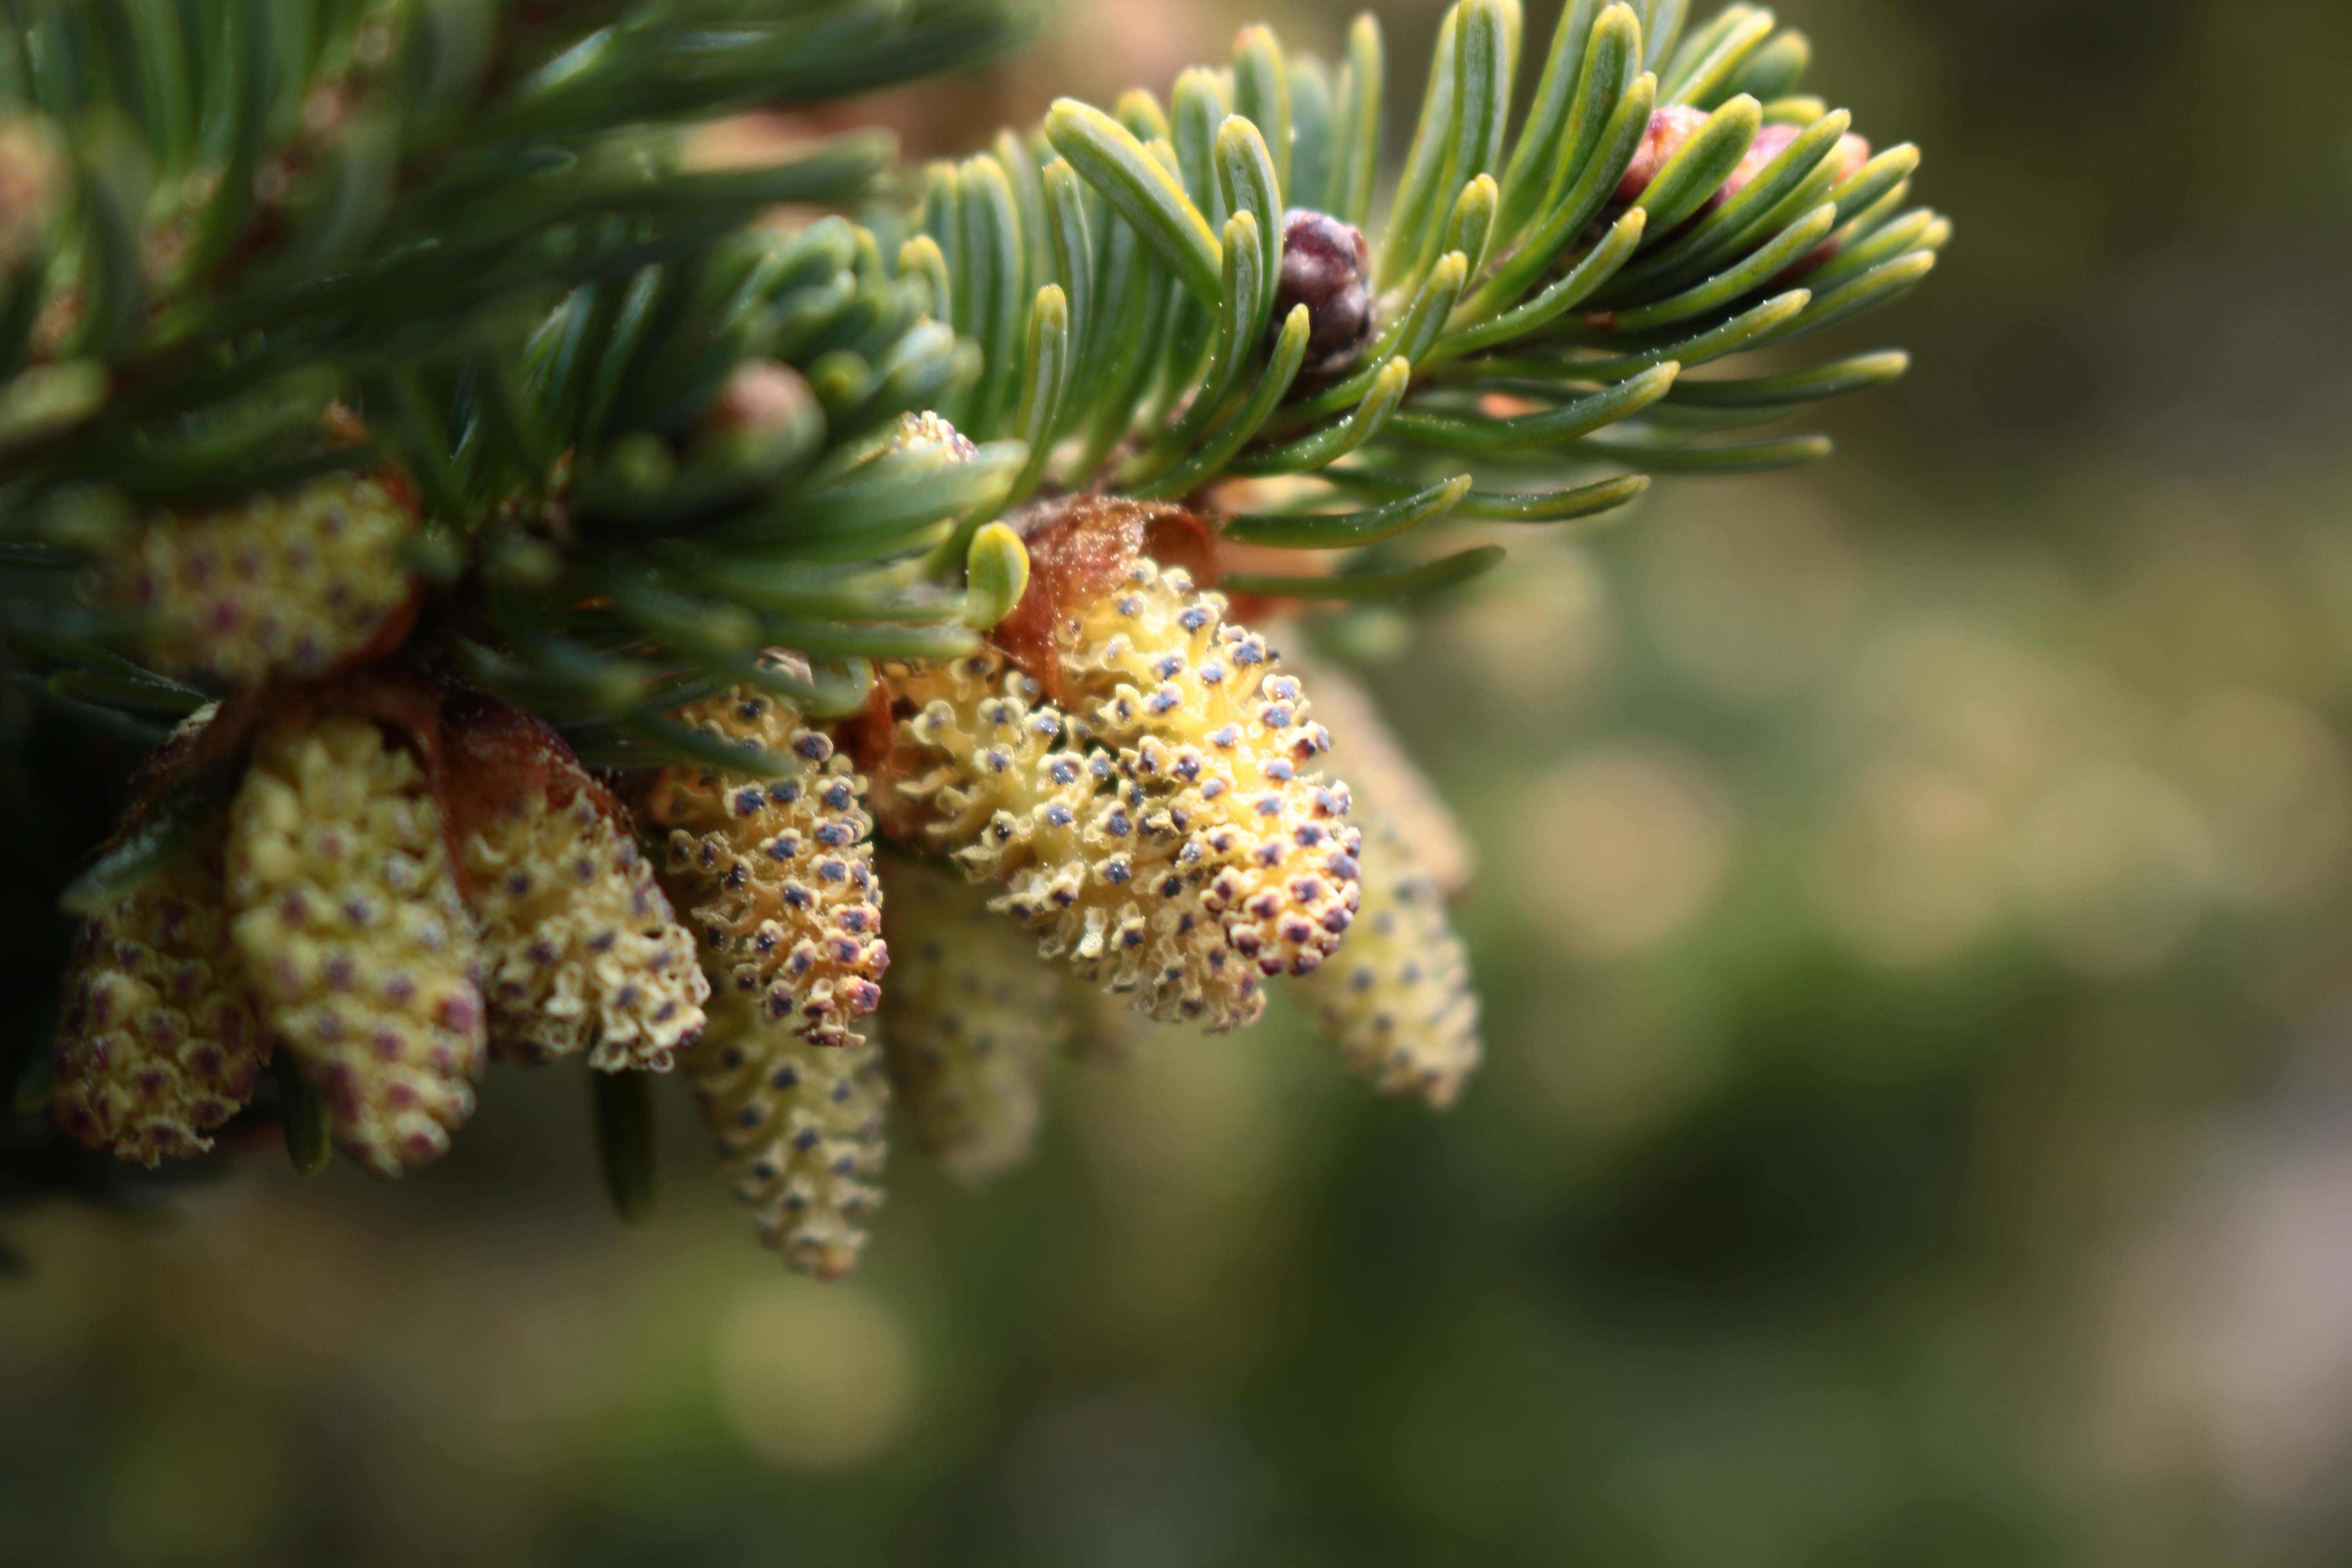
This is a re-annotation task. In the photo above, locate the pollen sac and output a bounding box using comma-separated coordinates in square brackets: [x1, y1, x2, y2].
[225, 712, 486, 1177]
[460, 788, 708, 1073]
[890, 407, 980, 461]
[882, 649, 1094, 874]
[684, 989, 889, 1278]
[1294, 795, 1482, 1111]
[1055, 557, 1363, 997]
[90, 471, 420, 686]
[641, 687, 886, 1051]
[51, 823, 270, 1166]
[879, 866, 1063, 1184]
[882, 650, 1272, 1032]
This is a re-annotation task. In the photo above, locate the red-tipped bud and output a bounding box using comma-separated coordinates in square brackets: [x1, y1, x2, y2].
[1613, 105, 1711, 205]
[1721, 122, 1801, 203]
[1719, 123, 1873, 206]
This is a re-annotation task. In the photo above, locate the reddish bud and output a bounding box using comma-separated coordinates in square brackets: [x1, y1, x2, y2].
[704, 360, 814, 435]
[1613, 105, 1711, 204]
[1721, 123, 1802, 203]
[1725, 125, 1874, 207]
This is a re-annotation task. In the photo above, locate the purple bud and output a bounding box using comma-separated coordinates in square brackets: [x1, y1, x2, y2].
[1274, 209, 1376, 378]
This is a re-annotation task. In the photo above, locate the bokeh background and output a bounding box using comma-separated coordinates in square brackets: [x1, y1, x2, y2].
[7, 1, 2352, 1563]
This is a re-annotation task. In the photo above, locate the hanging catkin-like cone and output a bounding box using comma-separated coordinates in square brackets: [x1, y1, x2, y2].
[883, 500, 1361, 1031]
[91, 470, 420, 686]
[1049, 551, 1362, 988]
[50, 820, 271, 1164]
[1277, 650, 1482, 1107]
[684, 988, 890, 1277]
[879, 864, 1062, 1183]
[883, 650, 1274, 1029]
[225, 704, 486, 1176]
[443, 693, 707, 1070]
[641, 683, 887, 1049]
[1282, 648, 1475, 900]
[883, 650, 1220, 1011]
[1293, 794, 1483, 1109]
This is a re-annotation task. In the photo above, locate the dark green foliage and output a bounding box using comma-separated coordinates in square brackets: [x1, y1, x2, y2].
[0, 0, 1040, 744]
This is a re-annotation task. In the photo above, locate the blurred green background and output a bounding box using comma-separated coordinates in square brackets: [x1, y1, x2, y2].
[8, 2, 2352, 1563]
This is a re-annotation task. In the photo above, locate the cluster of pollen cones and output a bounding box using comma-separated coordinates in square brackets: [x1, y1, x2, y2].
[51, 475, 1483, 1277]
